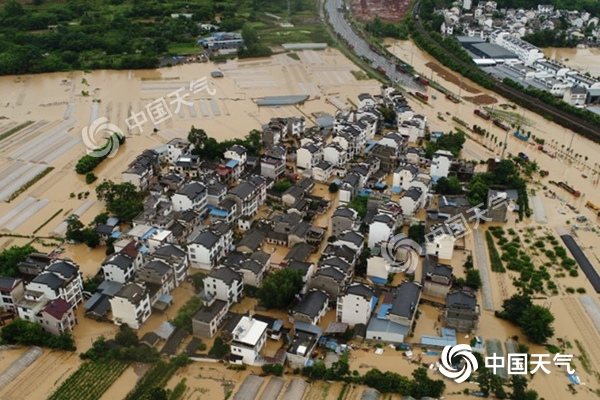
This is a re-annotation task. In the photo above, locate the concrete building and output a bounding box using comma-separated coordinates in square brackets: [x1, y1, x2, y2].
[40, 298, 77, 336]
[230, 316, 268, 365]
[430, 150, 453, 179]
[109, 282, 152, 329]
[368, 213, 395, 249]
[187, 223, 232, 270]
[422, 259, 453, 300]
[203, 266, 243, 305]
[445, 290, 479, 332]
[26, 260, 84, 307]
[337, 283, 377, 326]
[296, 142, 323, 171]
[172, 182, 208, 214]
[331, 207, 358, 238]
[289, 290, 328, 325]
[192, 299, 229, 338]
[0, 277, 24, 313]
[102, 253, 135, 284]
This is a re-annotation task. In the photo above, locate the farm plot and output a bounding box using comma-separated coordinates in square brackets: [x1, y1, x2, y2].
[47, 359, 129, 400]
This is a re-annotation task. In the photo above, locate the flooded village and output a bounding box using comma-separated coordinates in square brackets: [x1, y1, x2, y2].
[1, 11, 600, 400]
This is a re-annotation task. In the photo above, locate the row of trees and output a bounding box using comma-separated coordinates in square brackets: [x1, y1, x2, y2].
[0, 318, 76, 351]
[75, 134, 125, 175]
[187, 126, 262, 161]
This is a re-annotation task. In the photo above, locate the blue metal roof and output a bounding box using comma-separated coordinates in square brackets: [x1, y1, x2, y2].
[210, 208, 229, 217]
[390, 186, 403, 194]
[159, 293, 173, 303]
[370, 296, 378, 312]
[371, 276, 387, 285]
[256, 95, 309, 106]
[377, 303, 392, 319]
[225, 159, 239, 168]
[110, 231, 122, 239]
[142, 227, 157, 240]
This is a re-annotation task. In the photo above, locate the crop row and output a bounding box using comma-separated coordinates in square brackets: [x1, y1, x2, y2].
[47, 359, 129, 400]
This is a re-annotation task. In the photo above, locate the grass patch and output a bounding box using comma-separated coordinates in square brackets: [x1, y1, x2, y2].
[351, 70, 369, 80]
[485, 230, 506, 272]
[33, 208, 63, 235]
[0, 121, 34, 142]
[6, 167, 54, 203]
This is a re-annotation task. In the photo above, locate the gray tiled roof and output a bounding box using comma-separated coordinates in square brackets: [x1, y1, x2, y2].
[229, 181, 257, 200]
[191, 230, 221, 248]
[178, 182, 206, 200]
[103, 254, 133, 270]
[209, 266, 241, 285]
[292, 290, 328, 319]
[153, 244, 186, 258]
[447, 291, 477, 310]
[32, 272, 63, 290]
[142, 260, 172, 276]
[390, 282, 421, 319]
[346, 283, 375, 299]
[46, 261, 78, 279]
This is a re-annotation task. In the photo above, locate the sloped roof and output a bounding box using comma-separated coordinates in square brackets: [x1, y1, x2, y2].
[42, 298, 71, 320]
[209, 266, 241, 285]
[292, 290, 328, 318]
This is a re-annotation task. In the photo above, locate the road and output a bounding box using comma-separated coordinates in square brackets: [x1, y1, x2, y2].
[324, 0, 421, 90]
[473, 228, 495, 311]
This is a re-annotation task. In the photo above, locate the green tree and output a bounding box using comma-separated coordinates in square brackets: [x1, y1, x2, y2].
[190, 273, 206, 291]
[0, 244, 37, 277]
[241, 24, 259, 46]
[85, 172, 97, 184]
[208, 337, 230, 359]
[496, 294, 532, 324]
[187, 126, 207, 150]
[465, 269, 482, 290]
[518, 305, 555, 344]
[95, 180, 144, 222]
[328, 182, 339, 193]
[408, 224, 425, 244]
[115, 323, 139, 347]
[257, 268, 304, 309]
[0, 318, 76, 351]
[410, 367, 445, 398]
[171, 297, 203, 332]
[347, 195, 368, 219]
[273, 179, 293, 193]
[434, 176, 463, 195]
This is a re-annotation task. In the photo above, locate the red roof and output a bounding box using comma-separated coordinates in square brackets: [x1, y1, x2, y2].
[42, 298, 72, 320]
[120, 240, 139, 259]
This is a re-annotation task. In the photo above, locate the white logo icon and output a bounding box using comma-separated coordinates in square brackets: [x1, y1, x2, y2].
[82, 117, 123, 158]
[380, 234, 422, 274]
[439, 344, 479, 383]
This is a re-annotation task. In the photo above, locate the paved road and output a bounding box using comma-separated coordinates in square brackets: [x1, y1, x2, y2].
[324, 0, 421, 90]
[473, 228, 495, 310]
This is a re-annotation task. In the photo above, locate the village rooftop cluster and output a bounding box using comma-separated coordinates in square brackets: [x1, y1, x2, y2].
[0, 86, 522, 371]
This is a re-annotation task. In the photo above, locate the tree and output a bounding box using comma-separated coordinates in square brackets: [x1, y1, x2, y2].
[328, 182, 339, 193]
[347, 195, 369, 219]
[0, 244, 37, 277]
[171, 297, 203, 332]
[257, 268, 304, 309]
[272, 179, 293, 193]
[496, 294, 532, 324]
[190, 273, 206, 291]
[434, 176, 463, 195]
[465, 269, 482, 290]
[208, 337, 230, 359]
[96, 180, 145, 222]
[410, 367, 446, 399]
[518, 305, 555, 344]
[187, 126, 207, 150]
[0, 318, 76, 351]
[241, 24, 259, 46]
[115, 324, 139, 347]
[408, 224, 425, 244]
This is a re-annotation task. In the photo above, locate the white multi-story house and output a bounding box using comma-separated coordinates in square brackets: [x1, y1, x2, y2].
[331, 207, 358, 238]
[121, 150, 159, 190]
[166, 138, 191, 164]
[230, 316, 268, 365]
[358, 93, 376, 108]
[109, 282, 152, 329]
[338, 173, 360, 204]
[187, 223, 232, 270]
[147, 229, 174, 253]
[337, 283, 376, 326]
[151, 244, 189, 286]
[102, 253, 135, 284]
[40, 298, 77, 336]
[224, 145, 248, 168]
[226, 180, 260, 219]
[425, 225, 456, 260]
[323, 143, 349, 168]
[171, 182, 208, 215]
[296, 141, 323, 171]
[334, 231, 365, 255]
[312, 161, 333, 183]
[368, 213, 396, 249]
[0, 277, 24, 313]
[400, 186, 425, 217]
[192, 298, 229, 338]
[26, 260, 84, 307]
[203, 266, 243, 305]
[260, 156, 286, 179]
[289, 290, 329, 325]
[430, 150, 453, 179]
[393, 164, 418, 189]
